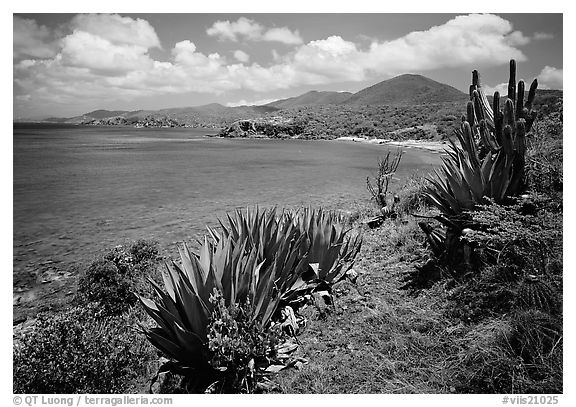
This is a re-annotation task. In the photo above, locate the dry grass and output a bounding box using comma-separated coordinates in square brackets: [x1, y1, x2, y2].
[270, 194, 562, 394]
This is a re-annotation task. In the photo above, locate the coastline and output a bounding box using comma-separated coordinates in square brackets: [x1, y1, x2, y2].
[335, 136, 448, 153]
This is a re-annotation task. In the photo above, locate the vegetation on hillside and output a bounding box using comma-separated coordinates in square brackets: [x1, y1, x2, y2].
[13, 60, 562, 395]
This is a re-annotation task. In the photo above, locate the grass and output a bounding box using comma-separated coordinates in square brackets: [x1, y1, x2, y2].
[271, 214, 459, 393]
[13, 94, 562, 393]
[270, 169, 562, 394]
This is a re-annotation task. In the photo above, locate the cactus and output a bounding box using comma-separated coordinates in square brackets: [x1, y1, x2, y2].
[516, 275, 559, 315]
[424, 59, 539, 218]
[417, 60, 540, 278]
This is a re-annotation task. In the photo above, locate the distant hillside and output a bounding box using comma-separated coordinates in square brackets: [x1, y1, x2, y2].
[266, 91, 353, 109]
[343, 74, 468, 106]
[85, 110, 130, 119]
[59, 103, 279, 128]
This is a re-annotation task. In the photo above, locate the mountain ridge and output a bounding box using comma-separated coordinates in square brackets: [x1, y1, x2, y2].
[16, 74, 561, 124]
[266, 90, 353, 109]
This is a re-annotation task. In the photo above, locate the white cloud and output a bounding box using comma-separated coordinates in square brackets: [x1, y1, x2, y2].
[226, 98, 279, 107]
[14, 13, 535, 117]
[538, 66, 563, 90]
[70, 14, 161, 48]
[291, 36, 366, 81]
[52, 14, 162, 76]
[207, 17, 303, 45]
[13, 16, 59, 59]
[362, 13, 528, 75]
[60, 31, 155, 75]
[483, 82, 509, 96]
[206, 17, 262, 41]
[233, 50, 250, 63]
[261, 27, 303, 45]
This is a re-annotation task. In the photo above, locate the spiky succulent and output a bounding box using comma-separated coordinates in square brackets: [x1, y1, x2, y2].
[138, 206, 362, 377]
[208, 206, 362, 289]
[516, 275, 559, 315]
[137, 223, 309, 372]
[423, 60, 538, 217]
[292, 207, 362, 286]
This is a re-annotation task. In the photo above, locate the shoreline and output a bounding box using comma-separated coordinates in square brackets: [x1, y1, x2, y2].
[335, 136, 448, 153]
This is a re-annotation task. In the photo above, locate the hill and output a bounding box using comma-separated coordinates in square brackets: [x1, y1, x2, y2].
[83, 110, 130, 119]
[343, 74, 468, 105]
[58, 104, 279, 128]
[266, 91, 353, 109]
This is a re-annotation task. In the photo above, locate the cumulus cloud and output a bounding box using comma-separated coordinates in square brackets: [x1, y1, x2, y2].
[483, 82, 509, 96]
[14, 13, 535, 117]
[70, 14, 161, 48]
[207, 17, 303, 45]
[291, 36, 366, 81]
[55, 14, 161, 76]
[362, 14, 528, 75]
[226, 97, 279, 107]
[538, 66, 563, 89]
[13, 16, 59, 59]
[261, 27, 303, 45]
[233, 50, 250, 63]
[60, 31, 155, 75]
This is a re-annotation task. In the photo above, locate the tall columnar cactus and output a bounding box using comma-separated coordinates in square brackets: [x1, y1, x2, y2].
[417, 60, 540, 273]
[423, 60, 539, 217]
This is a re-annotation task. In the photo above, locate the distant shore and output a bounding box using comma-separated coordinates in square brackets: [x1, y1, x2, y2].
[335, 136, 447, 153]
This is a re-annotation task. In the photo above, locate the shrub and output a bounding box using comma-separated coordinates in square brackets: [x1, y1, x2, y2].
[77, 240, 160, 316]
[206, 292, 283, 393]
[130, 239, 160, 264]
[366, 150, 403, 209]
[526, 113, 563, 194]
[13, 305, 153, 394]
[76, 259, 135, 316]
[465, 195, 562, 281]
[442, 195, 562, 322]
[394, 173, 430, 215]
[445, 269, 516, 323]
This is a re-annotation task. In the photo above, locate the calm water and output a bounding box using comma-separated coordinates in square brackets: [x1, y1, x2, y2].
[13, 124, 441, 288]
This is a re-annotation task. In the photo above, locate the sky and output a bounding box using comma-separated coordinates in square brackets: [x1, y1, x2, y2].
[13, 13, 563, 119]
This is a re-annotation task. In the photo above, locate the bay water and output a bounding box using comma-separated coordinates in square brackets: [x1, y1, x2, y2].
[13, 124, 441, 290]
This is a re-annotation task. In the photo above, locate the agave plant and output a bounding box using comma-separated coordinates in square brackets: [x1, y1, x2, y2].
[423, 59, 538, 218]
[292, 207, 362, 287]
[208, 206, 362, 293]
[206, 207, 307, 277]
[137, 223, 310, 377]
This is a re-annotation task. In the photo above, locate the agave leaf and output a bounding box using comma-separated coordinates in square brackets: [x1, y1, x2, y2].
[198, 235, 212, 276]
[171, 320, 206, 357]
[161, 263, 177, 302]
[148, 278, 180, 319]
[178, 242, 206, 295]
[144, 327, 186, 361]
[170, 274, 210, 339]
